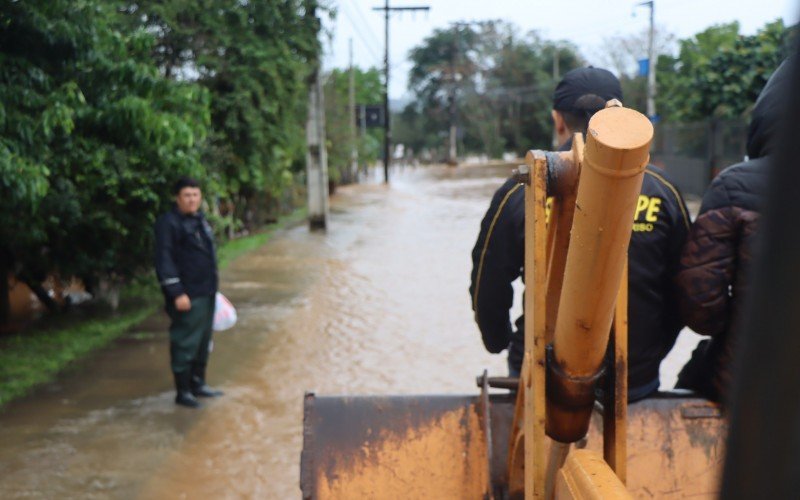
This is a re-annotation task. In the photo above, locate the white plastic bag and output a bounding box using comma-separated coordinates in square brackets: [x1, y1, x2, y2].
[213, 292, 237, 331]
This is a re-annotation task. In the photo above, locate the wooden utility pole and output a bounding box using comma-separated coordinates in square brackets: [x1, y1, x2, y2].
[373, 2, 430, 183]
[306, 67, 329, 230]
[448, 29, 457, 165]
[348, 38, 358, 182]
[359, 104, 367, 178]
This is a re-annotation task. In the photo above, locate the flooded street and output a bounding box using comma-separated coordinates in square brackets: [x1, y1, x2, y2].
[0, 164, 698, 498]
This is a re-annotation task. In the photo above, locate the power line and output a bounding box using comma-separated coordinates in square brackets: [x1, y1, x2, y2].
[338, 2, 383, 65]
[347, 0, 383, 48]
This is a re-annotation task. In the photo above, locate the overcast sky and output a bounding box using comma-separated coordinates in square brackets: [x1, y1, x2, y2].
[322, 0, 799, 99]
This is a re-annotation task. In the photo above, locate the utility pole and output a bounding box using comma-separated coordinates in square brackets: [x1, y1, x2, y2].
[306, 66, 329, 230]
[359, 104, 367, 178]
[373, 2, 430, 183]
[639, 0, 656, 120]
[448, 24, 459, 165]
[348, 38, 358, 183]
[448, 87, 457, 165]
[447, 23, 463, 165]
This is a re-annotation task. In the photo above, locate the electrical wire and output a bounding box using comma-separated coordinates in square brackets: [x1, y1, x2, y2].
[347, 0, 384, 48]
[337, 1, 383, 65]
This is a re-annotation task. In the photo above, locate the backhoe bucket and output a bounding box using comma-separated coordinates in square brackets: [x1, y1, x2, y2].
[300, 393, 516, 499]
[300, 391, 725, 499]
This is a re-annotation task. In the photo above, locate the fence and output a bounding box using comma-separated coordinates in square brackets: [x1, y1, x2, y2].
[650, 119, 749, 198]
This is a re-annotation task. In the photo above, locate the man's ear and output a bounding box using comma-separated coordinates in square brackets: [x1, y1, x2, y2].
[552, 109, 567, 135]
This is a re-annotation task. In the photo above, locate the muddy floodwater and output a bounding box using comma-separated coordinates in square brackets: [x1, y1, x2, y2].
[0, 164, 699, 499]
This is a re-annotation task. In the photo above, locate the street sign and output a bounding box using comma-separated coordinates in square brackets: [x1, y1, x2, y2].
[357, 105, 384, 128]
[638, 58, 649, 77]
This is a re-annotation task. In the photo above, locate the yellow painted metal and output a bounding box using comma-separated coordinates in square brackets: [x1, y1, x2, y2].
[585, 399, 726, 498]
[545, 442, 571, 500]
[509, 104, 652, 497]
[551, 106, 652, 378]
[540, 137, 583, 499]
[539, 134, 583, 345]
[301, 395, 490, 499]
[523, 152, 549, 499]
[555, 450, 633, 500]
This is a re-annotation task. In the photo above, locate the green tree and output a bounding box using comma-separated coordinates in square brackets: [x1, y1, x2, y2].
[398, 21, 582, 159]
[658, 20, 793, 122]
[323, 67, 383, 183]
[0, 0, 209, 315]
[405, 22, 482, 158]
[120, 0, 322, 227]
[487, 37, 582, 154]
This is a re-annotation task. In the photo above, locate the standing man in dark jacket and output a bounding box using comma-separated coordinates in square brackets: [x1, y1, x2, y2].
[675, 59, 790, 404]
[155, 177, 223, 408]
[470, 68, 690, 401]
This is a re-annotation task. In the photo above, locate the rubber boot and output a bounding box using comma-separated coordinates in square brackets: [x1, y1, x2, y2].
[191, 363, 223, 398]
[174, 370, 200, 408]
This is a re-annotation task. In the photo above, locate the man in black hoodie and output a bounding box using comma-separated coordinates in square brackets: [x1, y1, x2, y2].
[675, 59, 791, 404]
[470, 67, 690, 401]
[155, 177, 223, 408]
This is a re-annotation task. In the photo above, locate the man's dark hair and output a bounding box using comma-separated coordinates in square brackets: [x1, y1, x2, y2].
[173, 176, 201, 195]
[560, 93, 608, 134]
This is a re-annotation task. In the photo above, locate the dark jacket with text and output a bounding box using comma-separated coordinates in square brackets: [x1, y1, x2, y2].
[470, 147, 689, 400]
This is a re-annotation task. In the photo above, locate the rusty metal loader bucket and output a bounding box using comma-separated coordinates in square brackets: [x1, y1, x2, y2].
[300, 390, 725, 499]
[300, 392, 518, 499]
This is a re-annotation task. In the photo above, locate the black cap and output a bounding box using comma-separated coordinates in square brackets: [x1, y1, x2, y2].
[553, 67, 623, 113]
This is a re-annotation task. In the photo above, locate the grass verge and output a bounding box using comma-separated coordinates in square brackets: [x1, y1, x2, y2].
[0, 306, 155, 406]
[217, 207, 307, 269]
[0, 207, 306, 408]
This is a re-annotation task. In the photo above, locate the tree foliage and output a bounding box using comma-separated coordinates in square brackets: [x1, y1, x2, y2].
[1, 0, 209, 292]
[120, 0, 322, 216]
[396, 21, 583, 158]
[658, 20, 794, 121]
[0, 0, 322, 317]
[323, 67, 384, 183]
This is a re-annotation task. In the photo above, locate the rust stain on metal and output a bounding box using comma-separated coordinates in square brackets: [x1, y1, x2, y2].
[584, 396, 726, 499]
[680, 403, 722, 420]
[302, 395, 488, 499]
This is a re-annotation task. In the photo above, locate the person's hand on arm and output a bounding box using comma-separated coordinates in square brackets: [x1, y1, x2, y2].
[174, 293, 191, 311]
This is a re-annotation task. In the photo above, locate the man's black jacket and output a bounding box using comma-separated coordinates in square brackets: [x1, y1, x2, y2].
[470, 156, 690, 400]
[154, 206, 218, 302]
